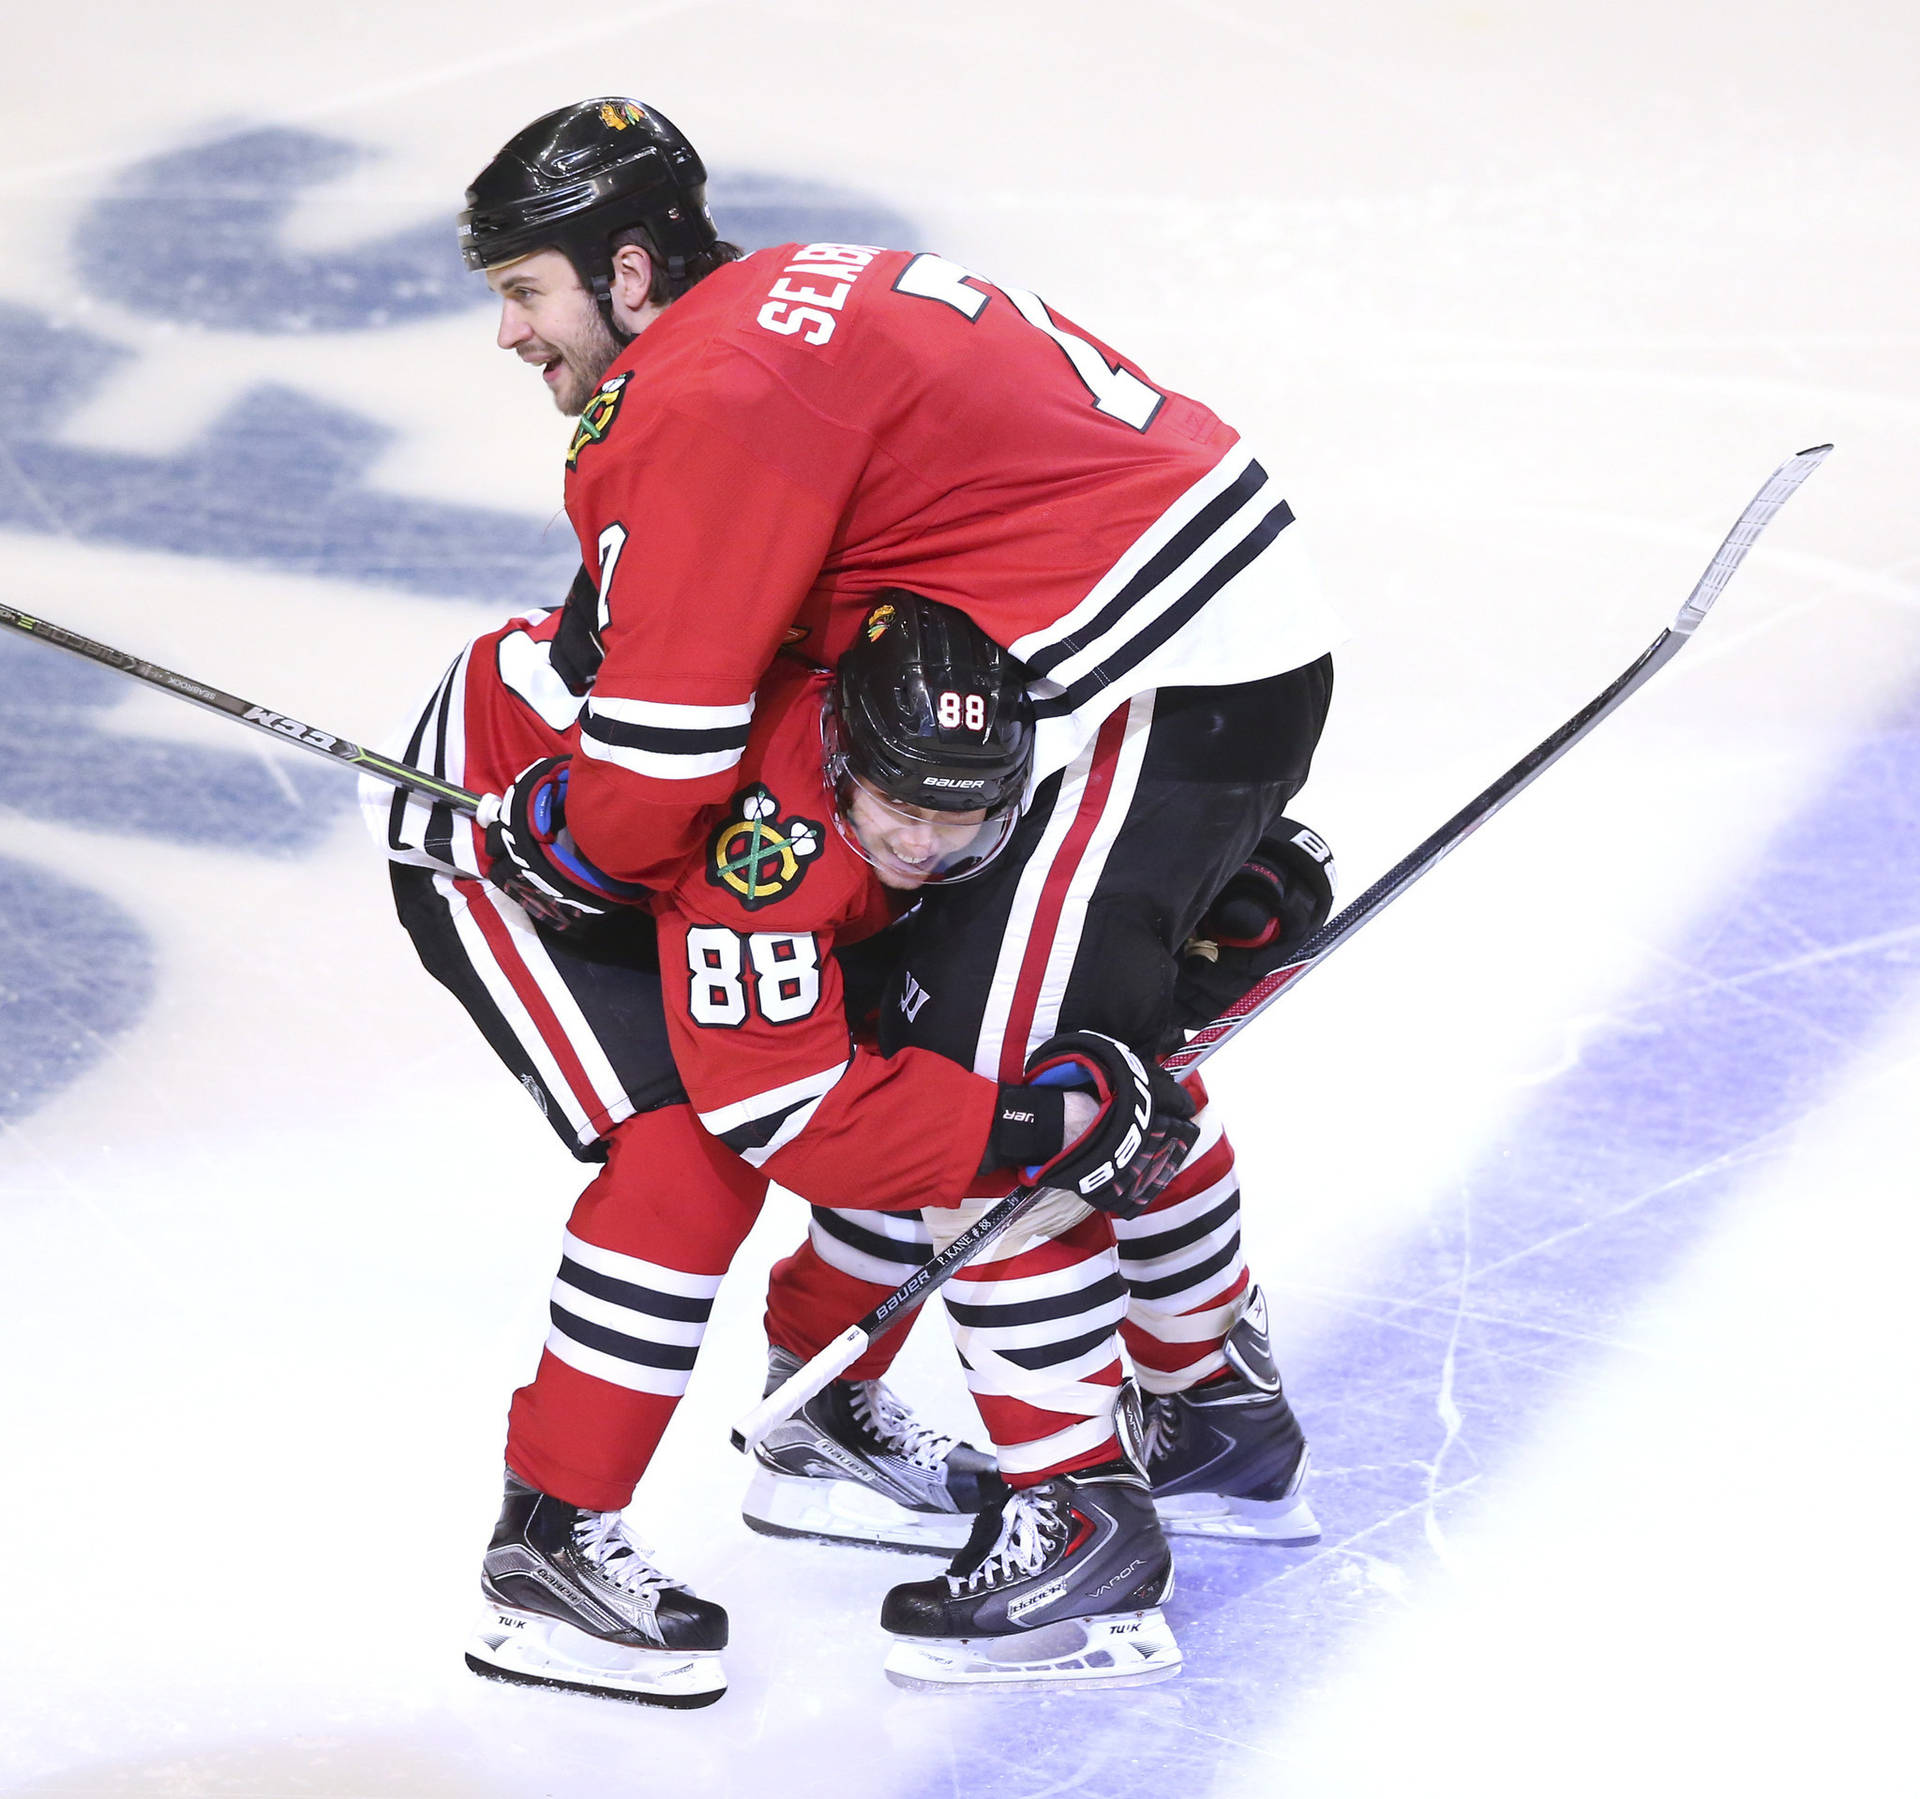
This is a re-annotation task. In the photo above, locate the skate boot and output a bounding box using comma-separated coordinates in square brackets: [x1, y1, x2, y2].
[1145, 1286, 1321, 1544]
[466, 1470, 728, 1707]
[879, 1385, 1182, 1690]
[743, 1344, 1005, 1554]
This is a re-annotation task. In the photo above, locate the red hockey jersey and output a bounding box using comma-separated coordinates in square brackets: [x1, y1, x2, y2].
[654, 655, 999, 1211]
[557, 242, 1340, 887]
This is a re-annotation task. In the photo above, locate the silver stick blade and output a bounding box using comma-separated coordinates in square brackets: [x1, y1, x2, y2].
[1673, 443, 1832, 635]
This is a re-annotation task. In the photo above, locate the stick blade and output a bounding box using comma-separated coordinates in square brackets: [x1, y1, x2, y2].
[1673, 443, 1832, 635]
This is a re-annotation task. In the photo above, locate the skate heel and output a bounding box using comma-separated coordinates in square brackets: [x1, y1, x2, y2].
[1156, 1443, 1319, 1542]
[883, 1606, 1183, 1691]
[465, 1606, 727, 1708]
[742, 1466, 971, 1554]
[1155, 1487, 1321, 1543]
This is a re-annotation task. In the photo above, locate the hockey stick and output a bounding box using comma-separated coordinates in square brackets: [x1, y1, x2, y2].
[0, 601, 495, 820]
[730, 441, 1834, 1454]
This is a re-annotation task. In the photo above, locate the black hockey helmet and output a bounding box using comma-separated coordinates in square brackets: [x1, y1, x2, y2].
[457, 98, 727, 311]
[823, 592, 1034, 885]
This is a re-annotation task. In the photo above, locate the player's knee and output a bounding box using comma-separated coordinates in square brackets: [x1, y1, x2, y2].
[1057, 895, 1179, 1054]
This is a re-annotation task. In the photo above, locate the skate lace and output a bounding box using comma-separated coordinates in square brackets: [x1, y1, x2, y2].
[572, 1511, 681, 1601]
[951, 1490, 1068, 1595]
[1140, 1394, 1181, 1465]
[851, 1380, 957, 1472]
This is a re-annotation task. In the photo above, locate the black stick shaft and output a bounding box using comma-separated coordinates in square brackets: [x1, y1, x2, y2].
[0, 601, 489, 815]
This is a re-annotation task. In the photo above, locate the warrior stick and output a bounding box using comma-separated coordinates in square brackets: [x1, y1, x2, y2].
[0, 602, 494, 820]
[731, 441, 1834, 1455]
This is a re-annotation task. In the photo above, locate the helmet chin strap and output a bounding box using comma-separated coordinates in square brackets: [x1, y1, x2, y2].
[586, 267, 636, 347]
[585, 244, 686, 346]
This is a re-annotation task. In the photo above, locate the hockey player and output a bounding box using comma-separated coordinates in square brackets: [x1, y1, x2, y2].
[370, 593, 1198, 1704]
[454, 97, 1341, 1687]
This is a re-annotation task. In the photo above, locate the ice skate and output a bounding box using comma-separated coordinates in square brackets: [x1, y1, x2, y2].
[879, 1386, 1181, 1690]
[1145, 1286, 1321, 1544]
[466, 1471, 728, 1707]
[743, 1346, 1006, 1553]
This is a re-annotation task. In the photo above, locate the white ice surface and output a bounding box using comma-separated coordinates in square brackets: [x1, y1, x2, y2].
[2, 3, 1917, 1795]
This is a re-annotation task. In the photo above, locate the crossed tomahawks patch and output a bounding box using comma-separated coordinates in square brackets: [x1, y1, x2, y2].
[706, 784, 824, 911]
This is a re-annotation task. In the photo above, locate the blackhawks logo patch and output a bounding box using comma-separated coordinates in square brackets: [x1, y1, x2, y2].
[708, 784, 824, 911]
[567, 372, 630, 468]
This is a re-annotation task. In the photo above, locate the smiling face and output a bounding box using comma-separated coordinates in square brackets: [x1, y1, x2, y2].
[486, 249, 625, 416]
[843, 778, 991, 891]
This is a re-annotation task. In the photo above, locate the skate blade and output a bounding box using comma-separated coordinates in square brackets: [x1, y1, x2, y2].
[466, 1608, 726, 1708]
[883, 1608, 1182, 1691]
[742, 1466, 971, 1555]
[1155, 1488, 1321, 1544]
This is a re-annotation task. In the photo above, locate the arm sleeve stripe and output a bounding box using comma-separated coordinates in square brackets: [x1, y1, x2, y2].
[579, 710, 754, 756]
[575, 732, 748, 780]
[588, 695, 755, 729]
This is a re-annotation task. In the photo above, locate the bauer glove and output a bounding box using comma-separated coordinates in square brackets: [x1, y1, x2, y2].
[1173, 819, 1335, 1031]
[984, 1029, 1198, 1217]
[486, 754, 652, 932]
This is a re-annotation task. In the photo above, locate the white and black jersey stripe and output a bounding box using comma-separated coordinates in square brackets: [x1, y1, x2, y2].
[578, 695, 755, 781]
[366, 643, 487, 880]
[543, 1232, 723, 1398]
[694, 1060, 849, 1168]
[497, 623, 587, 732]
[1013, 441, 1341, 785]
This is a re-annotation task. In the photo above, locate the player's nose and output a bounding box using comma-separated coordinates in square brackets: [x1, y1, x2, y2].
[496, 302, 532, 351]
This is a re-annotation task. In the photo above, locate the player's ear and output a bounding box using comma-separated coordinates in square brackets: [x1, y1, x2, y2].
[608, 241, 655, 318]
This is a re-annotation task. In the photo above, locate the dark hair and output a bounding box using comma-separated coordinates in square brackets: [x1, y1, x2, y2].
[611, 225, 744, 306]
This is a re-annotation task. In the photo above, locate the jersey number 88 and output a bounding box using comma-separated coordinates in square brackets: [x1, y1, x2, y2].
[686, 926, 823, 1028]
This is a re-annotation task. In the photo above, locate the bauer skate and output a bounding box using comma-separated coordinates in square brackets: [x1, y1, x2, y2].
[742, 1344, 1005, 1554]
[1146, 1286, 1321, 1544]
[466, 1471, 728, 1708]
[879, 1385, 1181, 1690]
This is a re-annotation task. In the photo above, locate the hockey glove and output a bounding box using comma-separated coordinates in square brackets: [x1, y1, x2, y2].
[1173, 819, 1335, 1031]
[486, 755, 652, 932]
[986, 1029, 1198, 1217]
